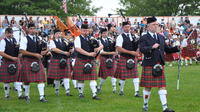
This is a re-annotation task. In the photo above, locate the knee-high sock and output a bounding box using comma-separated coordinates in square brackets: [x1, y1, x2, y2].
[119, 80, 125, 92]
[54, 80, 60, 90]
[72, 80, 77, 88]
[98, 78, 105, 89]
[15, 82, 23, 97]
[90, 80, 97, 97]
[63, 78, 70, 93]
[3, 83, 10, 97]
[111, 77, 117, 91]
[24, 85, 30, 97]
[77, 82, 84, 94]
[189, 58, 192, 64]
[143, 89, 151, 107]
[133, 78, 140, 94]
[38, 83, 45, 100]
[158, 89, 168, 110]
[185, 59, 188, 65]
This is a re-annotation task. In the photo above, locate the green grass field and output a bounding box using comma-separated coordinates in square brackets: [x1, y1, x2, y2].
[0, 64, 200, 112]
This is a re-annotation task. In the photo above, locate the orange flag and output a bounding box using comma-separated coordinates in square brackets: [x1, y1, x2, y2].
[66, 17, 81, 37]
[53, 16, 68, 32]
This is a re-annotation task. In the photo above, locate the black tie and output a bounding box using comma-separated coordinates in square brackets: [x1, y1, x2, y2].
[9, 38, 12, 43]
[105, 39, 108, 44]
[33, 37, 36, 42]
[127, 34, 129, 38]
[85, 37, 89, 41]
[58, 39, 61, 44]
[153, 34, 157, 40]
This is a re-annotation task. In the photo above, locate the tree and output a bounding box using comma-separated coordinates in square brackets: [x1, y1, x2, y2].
[119, 0, 200, 16]
[0, 0, 100, 17]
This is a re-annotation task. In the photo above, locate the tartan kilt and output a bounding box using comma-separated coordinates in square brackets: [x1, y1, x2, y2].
[173, 53, 180, 60]
[165, 53, 174, 62]
[72, 58, 97, 80]
[181, 47, 197, 58]
[47, 58, 71, 79]
[98, 56, 117, 79]
[18, 57, 46, 83]
[140, 66, 166, 88]
[137, 52, 143, 61]
[115, 56, 138, 80]
[0, 59, 19, 82]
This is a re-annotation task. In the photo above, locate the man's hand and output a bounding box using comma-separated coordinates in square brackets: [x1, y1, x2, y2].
[94, 48, 100, 53]
[88, 52, 97, 57]
[35, 53, 43, 59]
[63, 52, 70, 56]
[152, 43, 160, 49]
[130, 51, 140, 56]
[12, 57, 18, 62]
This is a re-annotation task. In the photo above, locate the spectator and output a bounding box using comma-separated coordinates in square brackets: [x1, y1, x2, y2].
[83, 18, 88, 24]
[89, 18, 96, 28]
[185, 17, 190, 24]
[75, 19, 82, 28]
[38, 20, 44, 29]
[179, 17, 184, 25]
[98, 18, 105, 28]
[104, 18, 109, 26]
[19, 17, 25, 26]
[110, 18, 116, 26]
[42, 17, 48, 25]
[2, 16, 9, 28]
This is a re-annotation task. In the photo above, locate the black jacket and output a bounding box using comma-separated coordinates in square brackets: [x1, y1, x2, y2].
[139, 32, 179, 66]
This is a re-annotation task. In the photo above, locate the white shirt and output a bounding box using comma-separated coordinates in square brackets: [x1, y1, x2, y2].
[49, 40, 56, 49]
[148, 31, 157, 39]
[74, 35, 102, 49]
[181, 38, 188, 48]
[49, 39, 62, 49]
[74, 36, 81, 48]
[19, 35, 36, 50]
[0, 39, 6, 52]
[197, 37, 200, 46]
[0, 38, 15, 52]
[116, 32, 133, 47]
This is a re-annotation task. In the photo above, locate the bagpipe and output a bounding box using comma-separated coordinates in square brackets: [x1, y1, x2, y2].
[129, 33, 139, 52]
[88, 36, 100, 50]
[107, 37, 116, 52]
[62, 37, 74, 51]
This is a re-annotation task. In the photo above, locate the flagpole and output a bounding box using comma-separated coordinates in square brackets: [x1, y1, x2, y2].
[177, 49, 181, 90]
[177, 30, 195, 90]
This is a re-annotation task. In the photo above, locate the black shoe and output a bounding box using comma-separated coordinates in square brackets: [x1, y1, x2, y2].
[40, 97, 48, 103]
[97, 88, 101, 93]
[79, 93, 84, 99]
[119, 91, 124, 96]
[55, 89, 59, 96]
[66, 93, 73, 96]
[25, 96, 30, 103]
[113, 90, 116, 94]
[5, 95, 10, 99]
[18, 95, 25, 100]
[163, 108, 175, 112]
[134, 94, 142, 98]
[92, 96, 101, 100]
[143, 107, 148, 112]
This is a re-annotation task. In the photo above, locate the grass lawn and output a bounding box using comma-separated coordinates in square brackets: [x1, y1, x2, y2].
[0, 64, 199, 112]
